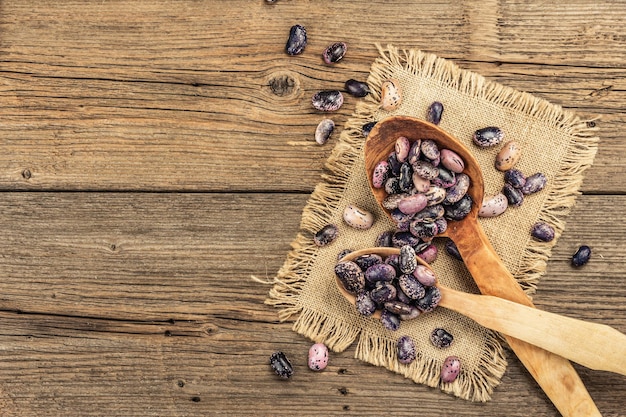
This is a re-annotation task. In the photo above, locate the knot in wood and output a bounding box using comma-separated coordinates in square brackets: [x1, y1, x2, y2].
[268, 71, 298, 96]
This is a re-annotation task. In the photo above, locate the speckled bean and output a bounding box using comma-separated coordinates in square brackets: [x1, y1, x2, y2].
[343, 204, 374, 230]
[380, 79, 402, 111]
[504, 168, 526, 189]
[315, 118, 335, 145]
[495, 141, 522, 171]
[430, 328, 454, 348]
[521, 172, 547, 195]
[308, 343, 329, 371]
[399, 273, 426, 300]
[270, 351, 294, 379]
[322, 42, 347, 64]
[312, 90, 344, 112]
[478, 193, 508, 217]
[427, 101, 444, 125]
[473, 126, 504, 148]
[444, 194, 473, 221]
[313, 224, 338, 246]
[415, 285, 441, 312]
[372, 160, 390, 189]
[443, 173, 470, 205]
[397, 335, 416, 364]
[531, 222, 555, 242]
[285, 24, 307, 55]
[441, 356, 461, 383]
[502, 183, 524, 207]
[334, 261, 365, 294]
[395, 136, 411, 163]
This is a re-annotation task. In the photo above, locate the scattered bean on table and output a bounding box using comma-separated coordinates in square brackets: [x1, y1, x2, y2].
[270, 351, 294, 379]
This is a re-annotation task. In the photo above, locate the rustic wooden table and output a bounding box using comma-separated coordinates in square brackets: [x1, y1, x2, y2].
[0, 1, 624, 416]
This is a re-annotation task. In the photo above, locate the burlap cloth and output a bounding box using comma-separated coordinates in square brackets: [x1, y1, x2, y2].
[264, 45, 598, 401]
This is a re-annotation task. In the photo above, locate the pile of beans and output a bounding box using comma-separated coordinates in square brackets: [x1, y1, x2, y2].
[371, 136, 472, 258]
[335, 245, 442, 331]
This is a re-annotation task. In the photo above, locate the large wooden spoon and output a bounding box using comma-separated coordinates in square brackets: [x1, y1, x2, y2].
[337, 247, 626, 376]
[364, 116, 603, 416]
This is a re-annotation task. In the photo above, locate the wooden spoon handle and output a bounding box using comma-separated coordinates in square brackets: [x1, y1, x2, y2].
[440, 286, 626, 375]
[448, 221, 602, 417]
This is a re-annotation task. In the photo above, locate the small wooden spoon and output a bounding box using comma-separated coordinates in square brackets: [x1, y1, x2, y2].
[364, 116, 603, 416]
[337, 247, 626, 376]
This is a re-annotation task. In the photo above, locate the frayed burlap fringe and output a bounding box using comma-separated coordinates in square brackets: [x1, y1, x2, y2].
[262, 44, 598, 403]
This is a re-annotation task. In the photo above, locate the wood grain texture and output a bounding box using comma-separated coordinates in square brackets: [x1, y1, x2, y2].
[0, 0, 625, 192]
[0, 0, 624, 415]
[0, 193, 624, 416]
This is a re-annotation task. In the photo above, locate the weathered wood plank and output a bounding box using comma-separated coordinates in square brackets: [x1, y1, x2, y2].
[0, 1, 624, 192]
[0, 192, 623, 415]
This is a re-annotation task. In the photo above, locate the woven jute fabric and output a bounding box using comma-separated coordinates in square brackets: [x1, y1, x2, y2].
[263, 45, 598, 401]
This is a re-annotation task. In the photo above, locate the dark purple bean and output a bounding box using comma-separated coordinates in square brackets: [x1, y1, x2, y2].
[427, 101, 444, 125]
[432, 167, 456, 189]
[387, 151, 402, 176]
[444, 194, 473, 221]
[398, 162, 414, 192]
[356, 292, 377, 316]
[443, 173, 470, 205]
[312, 90, 344, 111]
[415, 286, 441, 312]
[417, 244, 438, 264]
[473, 126, 504, 148]
[344, 79, 370, 97]
[285, 25, 307, 56]
[434, 217, 448, 234]
[572, 245, 591, 267]
[430, 328, 454, 348]
[354, 254, 383, 271]
[365, 263, 396, 283]
[502, 183, 524, 207]
[397, 335, 416, 364]
[413, 205, 445, 223]
[270, 351, 294, 379]
[362, 121, 377, 137]
[370, 282, 397, 304]
[392, 231, 421, 248]
[322, 42, 347, 64]
[313, 224, 338, 246]
[531, 222, 555, 242]
[409, 220, 438, 240]
[521, 173, 547, 195]
[445, 240, 463, 261]
[375, 230, 394, 247]
[380, 309, 401, 331]
[336, 248, 353, 261]
[504, 168, 527, 189]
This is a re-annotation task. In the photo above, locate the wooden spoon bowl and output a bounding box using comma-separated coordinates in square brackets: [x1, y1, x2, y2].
[364, 115, 484, 238]
[363, 116, 602, 416]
